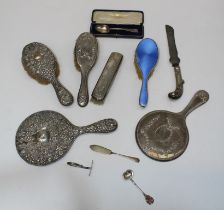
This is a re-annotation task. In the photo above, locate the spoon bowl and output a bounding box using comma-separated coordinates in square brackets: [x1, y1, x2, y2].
[123, 169, 134, 180]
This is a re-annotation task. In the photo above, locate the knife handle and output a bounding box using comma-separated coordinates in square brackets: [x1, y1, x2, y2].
[114, 153, 140, 163]
[168, 66, 184, 99]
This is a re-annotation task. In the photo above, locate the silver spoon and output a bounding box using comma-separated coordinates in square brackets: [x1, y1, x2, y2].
[95, 25, 138, 33]
[123, 169, 154, 205]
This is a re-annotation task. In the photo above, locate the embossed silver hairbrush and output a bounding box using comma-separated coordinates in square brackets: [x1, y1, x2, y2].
[74, 32, 98, 107]
[16, 110, 118, 166]
[22, 42, 74, 106]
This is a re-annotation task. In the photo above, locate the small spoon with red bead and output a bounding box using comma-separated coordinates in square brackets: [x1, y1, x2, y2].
[123, 169, 154, 205]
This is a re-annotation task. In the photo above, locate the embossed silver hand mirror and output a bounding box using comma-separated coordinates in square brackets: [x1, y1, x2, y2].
[136, 90, 209, 161]
[74, 32, 98, 107]
[16, 111, 117, 166]
[22, 42, 74, 106]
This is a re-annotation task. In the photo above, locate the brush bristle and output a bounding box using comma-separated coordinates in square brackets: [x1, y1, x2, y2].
[134, 56, 156, 80]
[74, 45, 81, 72]
[74, 56, 81, 72]
[90, 97, 104, 105]
[55, 62, 60, 78]
[23, 64, 49, 85]
[134, 59, 143, 80]
[22, 61, 60, 85]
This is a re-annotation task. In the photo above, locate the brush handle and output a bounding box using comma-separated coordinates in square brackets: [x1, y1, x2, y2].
[79, 119, 118, 134]
[78, 73, 89, 107]
[51, 79, 74, 106]
[179, 90, 209, 118]
[139, 78, 148, 107]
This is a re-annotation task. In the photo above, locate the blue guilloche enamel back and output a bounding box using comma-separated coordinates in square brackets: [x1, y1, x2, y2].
[135, 38, 158, 78]
[135, 38, 158, 107]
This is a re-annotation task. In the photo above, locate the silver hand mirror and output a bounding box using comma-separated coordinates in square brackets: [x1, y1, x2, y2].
[136, 90, 209, 161]
[16, 111, 117, 166]
[74, 32, 98, 107]
[22, 42, 74, 106]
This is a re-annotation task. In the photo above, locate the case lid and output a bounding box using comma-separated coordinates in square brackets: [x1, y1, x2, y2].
[92, 10, 144, 25]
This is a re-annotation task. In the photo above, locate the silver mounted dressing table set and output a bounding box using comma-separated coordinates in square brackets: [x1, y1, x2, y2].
[16, 9, 209, 206]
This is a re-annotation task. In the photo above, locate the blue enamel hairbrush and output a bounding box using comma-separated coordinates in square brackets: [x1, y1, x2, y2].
[135, 38, 158, 107]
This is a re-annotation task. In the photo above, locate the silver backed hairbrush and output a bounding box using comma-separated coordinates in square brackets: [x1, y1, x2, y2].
[22, 42, 74, 106]
[74, 33, 98, 107]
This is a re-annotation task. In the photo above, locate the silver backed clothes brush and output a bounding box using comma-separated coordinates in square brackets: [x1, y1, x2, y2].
[90, 145, 140, 163]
